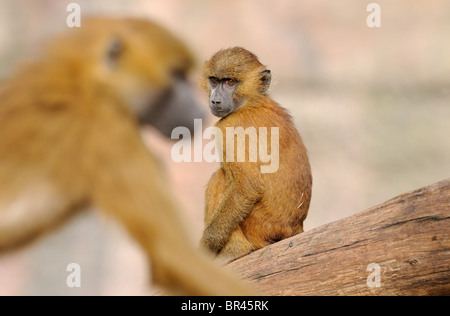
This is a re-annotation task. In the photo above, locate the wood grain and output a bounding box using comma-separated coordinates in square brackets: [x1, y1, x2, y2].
[228, 178, 450, 295]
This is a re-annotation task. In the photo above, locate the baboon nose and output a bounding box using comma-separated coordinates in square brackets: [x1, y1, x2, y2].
[211, 100, 221, 105]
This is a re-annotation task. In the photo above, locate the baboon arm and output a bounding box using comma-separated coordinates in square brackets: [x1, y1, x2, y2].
[82, 109, 189, 255]
[201, 170, 263, 254]
[84, 119, 256, 295]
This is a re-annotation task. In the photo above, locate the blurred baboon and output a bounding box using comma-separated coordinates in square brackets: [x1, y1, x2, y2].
[0, 18, 255, 295]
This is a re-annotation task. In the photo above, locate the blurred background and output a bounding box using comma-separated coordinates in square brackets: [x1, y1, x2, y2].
[0, 0, 448, 295]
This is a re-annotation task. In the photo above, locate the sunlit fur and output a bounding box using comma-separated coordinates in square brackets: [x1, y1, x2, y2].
[201, 47, 312, 263]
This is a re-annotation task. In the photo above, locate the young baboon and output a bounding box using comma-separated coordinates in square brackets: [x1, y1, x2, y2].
[0, 18, 255, 295]
[200, 47, 312, 263]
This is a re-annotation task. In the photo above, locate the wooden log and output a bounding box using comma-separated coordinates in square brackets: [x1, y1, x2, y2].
[228, 178, 450, 296]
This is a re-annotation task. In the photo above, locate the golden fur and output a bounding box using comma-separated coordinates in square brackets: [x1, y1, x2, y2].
[201, 47, 312, 262]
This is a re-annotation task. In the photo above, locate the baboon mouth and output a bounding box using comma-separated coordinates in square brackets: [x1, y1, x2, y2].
[211, 108, 230, 118]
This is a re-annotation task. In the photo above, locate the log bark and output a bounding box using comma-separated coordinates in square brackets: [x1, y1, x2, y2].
[228, 178, 450, 296]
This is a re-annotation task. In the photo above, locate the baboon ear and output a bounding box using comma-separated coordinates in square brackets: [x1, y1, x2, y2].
[260, 69, 271, 93]
[105, 37, 124, 69]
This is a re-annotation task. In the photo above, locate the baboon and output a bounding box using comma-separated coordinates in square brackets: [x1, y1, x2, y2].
[0, 18, 255, 295]
[200, 47, 312, 263]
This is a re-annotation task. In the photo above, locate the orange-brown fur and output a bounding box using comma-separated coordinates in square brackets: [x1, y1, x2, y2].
[200, 47, 312, 262]
[0, 19, 255, 295]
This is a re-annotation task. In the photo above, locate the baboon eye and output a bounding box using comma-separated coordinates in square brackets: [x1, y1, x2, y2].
[225, 79, 236, 86]
[209, 77, 220, 86]
[106, 37, 123, 68]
